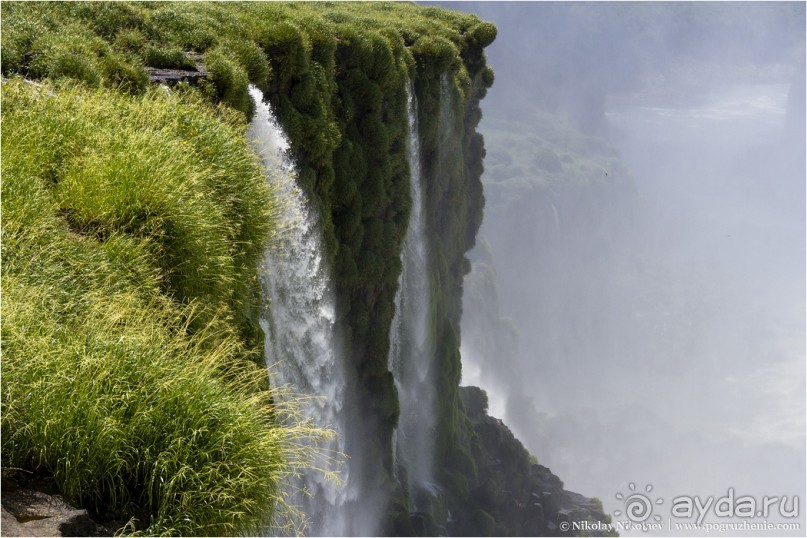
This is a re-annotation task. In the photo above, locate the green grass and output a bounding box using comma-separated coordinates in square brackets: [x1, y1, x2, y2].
[1, 79, 333, 535]
[1, 1, 494, 117]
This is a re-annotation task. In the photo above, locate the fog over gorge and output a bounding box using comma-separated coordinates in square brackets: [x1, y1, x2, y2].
[455, 2, 806, 535]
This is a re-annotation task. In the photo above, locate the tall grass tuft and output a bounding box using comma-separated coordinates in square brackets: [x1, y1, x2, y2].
[1, 79, 333, 535]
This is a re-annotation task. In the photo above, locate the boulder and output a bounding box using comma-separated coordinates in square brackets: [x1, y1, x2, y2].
[147, 67, 210, 85]
[1, 489, 108, 537]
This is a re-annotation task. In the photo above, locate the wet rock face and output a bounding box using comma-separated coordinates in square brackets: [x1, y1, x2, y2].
[453, 386, 617, 536]
[1, 489, 112, 537]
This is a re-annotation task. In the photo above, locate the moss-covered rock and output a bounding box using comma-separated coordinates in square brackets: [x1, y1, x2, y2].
[453, 387, 618, 537]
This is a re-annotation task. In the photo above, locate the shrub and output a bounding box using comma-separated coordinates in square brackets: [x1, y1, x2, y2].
[140, 45, 196, 70]
[203, 47, 252, 117]
[146, 8, 218, 51]
[226, 38, 272, 87]
[0, 3, 499, 533]
[481, 65, 495, 88]
[72, 2, 143, 39]
[2, 273, 291, 536]
[26, 28, 111, 86]
[1, 31, 26, 75]
[46, 47, 102, 86]
[257, 21, 310, 95]
[114, 28, 147, 53]
[467, 22, 497, 48]
[100, 52, 148, 93]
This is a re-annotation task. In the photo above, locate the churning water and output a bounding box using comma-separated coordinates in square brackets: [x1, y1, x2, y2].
[248, 86, 348, 536]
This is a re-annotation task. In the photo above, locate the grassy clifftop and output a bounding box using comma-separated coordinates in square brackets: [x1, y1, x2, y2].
[1, 80, 327, 535]
[1, 2, 495, 119]
[2, 2, 497, 534]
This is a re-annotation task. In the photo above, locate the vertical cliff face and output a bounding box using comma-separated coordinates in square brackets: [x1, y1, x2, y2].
[259, 9, 496, 533]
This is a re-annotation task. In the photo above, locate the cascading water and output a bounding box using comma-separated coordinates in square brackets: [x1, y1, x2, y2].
[390, 83, 438, 506]
[248, 86, 348, 536]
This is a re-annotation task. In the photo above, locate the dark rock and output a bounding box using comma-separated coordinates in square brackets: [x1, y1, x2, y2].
[2, 489, 76, 519]
[2, 506, 28, 537]
[443, 396, 617, 536]
[410, 511, 438, 537]
[1, 489, 111, 537]
[565, 490, 603, 513]
[460, 386, 489, 418]
[526, 502, 544, 529]
[147, 52, 209, 85]
[147, 67, 210, 86]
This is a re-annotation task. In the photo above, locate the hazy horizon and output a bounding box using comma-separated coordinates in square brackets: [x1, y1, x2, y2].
[453, 3, 805, 535]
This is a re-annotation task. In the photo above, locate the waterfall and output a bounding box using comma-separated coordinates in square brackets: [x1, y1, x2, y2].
[248, 86, 348, 536]
[390, 83, 438, 506]
[551, 202, 561, 234]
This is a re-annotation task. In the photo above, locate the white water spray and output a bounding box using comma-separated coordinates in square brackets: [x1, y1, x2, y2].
[248, 86, 348, 536]
[390, 84, 438, 505]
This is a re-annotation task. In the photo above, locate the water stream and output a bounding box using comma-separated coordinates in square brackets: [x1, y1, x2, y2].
[248, 85, 348, 536]
[390, 83, 438, 505]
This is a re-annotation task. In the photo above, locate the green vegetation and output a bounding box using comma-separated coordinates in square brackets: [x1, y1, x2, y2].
[2, 2, 497, 534]
[1, 80, 330, 535]
[476, 104, 637, 268]
[456, 385, 618, 536]
[483, 107, 630, 203]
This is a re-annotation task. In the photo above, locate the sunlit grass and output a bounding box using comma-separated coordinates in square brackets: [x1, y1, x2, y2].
[1, 79, 334, 535]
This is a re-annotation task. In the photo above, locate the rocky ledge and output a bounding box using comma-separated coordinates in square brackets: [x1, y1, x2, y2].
[458, 386, 617, 536]
[147, 52, 210, 85]
[1, 488, 118, 537]
[146, 67, 210, 85]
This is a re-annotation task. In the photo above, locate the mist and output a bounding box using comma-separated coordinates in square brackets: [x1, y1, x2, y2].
[452, 3, 805, 535]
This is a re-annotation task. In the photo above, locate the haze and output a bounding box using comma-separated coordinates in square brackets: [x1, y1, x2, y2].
[452, 3, 806, 535]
